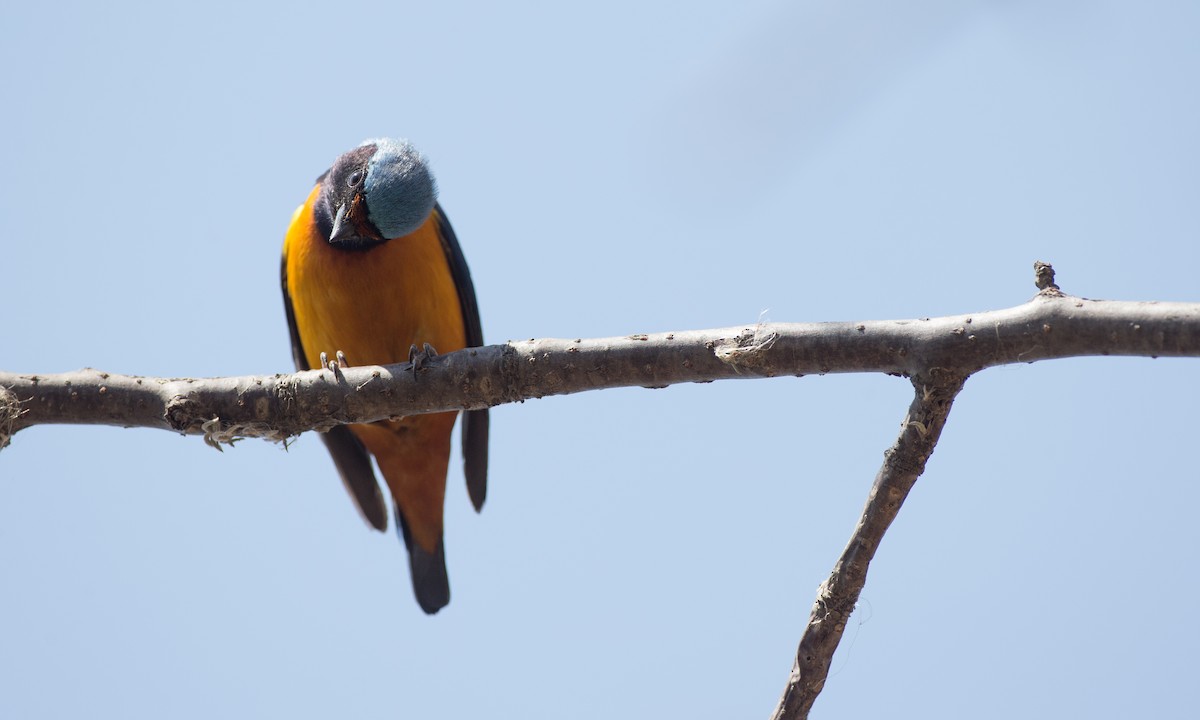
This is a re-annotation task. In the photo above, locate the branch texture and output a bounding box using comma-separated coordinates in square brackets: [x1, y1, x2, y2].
[2, 274, 1199, 718]
[2, 292, 1198, 446]
[771, 370, 967, 720]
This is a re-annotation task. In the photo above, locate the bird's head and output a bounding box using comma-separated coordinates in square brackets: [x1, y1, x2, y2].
[317, 138, 437, 250]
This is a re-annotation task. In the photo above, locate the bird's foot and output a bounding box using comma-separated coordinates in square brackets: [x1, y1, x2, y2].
[319, 350, 351, 380]
[408, 343, 438, 374]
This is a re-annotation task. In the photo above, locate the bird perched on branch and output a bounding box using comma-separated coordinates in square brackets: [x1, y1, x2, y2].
[281, 138, 488, 614]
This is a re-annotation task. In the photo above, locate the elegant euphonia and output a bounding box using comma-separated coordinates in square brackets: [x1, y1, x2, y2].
[281, 138, 488, 614]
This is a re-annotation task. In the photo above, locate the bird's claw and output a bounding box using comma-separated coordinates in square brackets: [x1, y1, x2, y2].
[319, 350, 351, 380]
[408, 342, 438, 374]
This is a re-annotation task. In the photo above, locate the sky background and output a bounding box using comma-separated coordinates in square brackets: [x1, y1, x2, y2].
[2, 1, 1198, 718]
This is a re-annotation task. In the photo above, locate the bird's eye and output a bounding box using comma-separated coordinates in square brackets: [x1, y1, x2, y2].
[347, 170, 364, 187]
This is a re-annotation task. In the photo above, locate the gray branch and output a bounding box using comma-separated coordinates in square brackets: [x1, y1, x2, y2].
[771, 370, 967, 719]
[2, 265, 1199, 718]
[3, 291, 1197, 445]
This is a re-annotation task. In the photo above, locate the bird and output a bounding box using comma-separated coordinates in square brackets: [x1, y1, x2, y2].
[280, 138, 488, 614]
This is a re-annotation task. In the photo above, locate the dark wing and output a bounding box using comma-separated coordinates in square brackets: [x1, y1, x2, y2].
[281, 246, 389, 531]
[434, 203, 489, 512]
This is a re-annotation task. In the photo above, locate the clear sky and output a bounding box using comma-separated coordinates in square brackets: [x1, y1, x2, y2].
[2, 1, 1198, 718]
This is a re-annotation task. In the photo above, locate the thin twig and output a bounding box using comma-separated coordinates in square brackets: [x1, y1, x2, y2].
[770, 370, 967, 720]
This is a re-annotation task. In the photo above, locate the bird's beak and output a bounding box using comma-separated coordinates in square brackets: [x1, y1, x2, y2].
[329, 202, 353, 244]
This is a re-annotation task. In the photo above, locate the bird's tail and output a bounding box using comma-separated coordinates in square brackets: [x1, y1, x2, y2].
[395, 505, 450, 614]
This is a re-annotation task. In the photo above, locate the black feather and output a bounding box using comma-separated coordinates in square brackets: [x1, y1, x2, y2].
[395, 505, 451, 614]
[434, 204, 490, 512]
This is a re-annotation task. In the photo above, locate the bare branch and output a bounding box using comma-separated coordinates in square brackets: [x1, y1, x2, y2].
[771, 370, 967, 720]
[2, 292, 1198, 446]
[2, 265, 1198, 718]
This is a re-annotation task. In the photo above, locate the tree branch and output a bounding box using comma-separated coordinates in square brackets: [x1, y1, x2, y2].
[771, 370, 967, 720]
[2, 290, 1198, 448]
[2, 266, 1198, 718]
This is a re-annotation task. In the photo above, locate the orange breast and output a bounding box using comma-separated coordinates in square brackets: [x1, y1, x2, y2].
[284, 185, 467, 370]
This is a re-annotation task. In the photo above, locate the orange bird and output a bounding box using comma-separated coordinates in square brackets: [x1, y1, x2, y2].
[281, 138, 488, 613]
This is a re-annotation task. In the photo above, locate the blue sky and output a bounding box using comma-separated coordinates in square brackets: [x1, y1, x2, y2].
[2, 1, 1198, 718]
